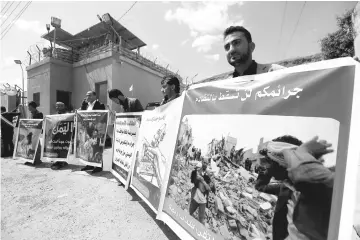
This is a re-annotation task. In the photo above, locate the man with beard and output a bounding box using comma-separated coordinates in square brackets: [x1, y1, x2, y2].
[108, 89, 144, 112]
[258, 136, 334, 240]
[160, 75, 181, 106]
[223, 26, 285, 78]
[255, 135, 303, 240]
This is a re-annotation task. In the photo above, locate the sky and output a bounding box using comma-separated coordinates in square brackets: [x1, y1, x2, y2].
[184, 114, 340, 167]
[0, 1, 357, 90]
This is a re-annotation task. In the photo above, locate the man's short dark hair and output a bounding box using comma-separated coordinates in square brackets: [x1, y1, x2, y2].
[272, 135, 303, 146]
[223, 26, 252, 43]
[28, 101, 38, 108]
[108, 89, 124, 99]
[161, 75, 180, 93]
[1, 106, 6, 112]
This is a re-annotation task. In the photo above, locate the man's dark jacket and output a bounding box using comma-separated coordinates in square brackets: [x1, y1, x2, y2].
[121, 97, 144, 112]
[80, 100, 106, 110]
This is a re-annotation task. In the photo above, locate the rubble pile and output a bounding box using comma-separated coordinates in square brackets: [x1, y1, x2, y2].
[168, 154, 277, 240]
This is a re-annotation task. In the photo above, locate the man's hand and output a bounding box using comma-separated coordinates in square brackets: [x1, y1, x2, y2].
[354, 56, 360, 63]
[298, 136, 334, 159]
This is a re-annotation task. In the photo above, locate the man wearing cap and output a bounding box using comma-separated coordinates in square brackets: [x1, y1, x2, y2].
[257, 136, 334, 240]
[108, 89, 144, 112]
[160, 75, 181, 106]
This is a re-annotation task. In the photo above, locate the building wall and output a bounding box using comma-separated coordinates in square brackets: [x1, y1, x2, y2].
[49, 60, 73, 114]
[72, 56, 113, 110]
[27, 59, 51, 115]
[112, 53, 165, 111]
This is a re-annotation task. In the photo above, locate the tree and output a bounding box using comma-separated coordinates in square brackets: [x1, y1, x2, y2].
[320, 7, 355, 60]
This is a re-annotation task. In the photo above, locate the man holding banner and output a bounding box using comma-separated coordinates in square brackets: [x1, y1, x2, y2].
[108, 89, 144, 113]
[223, 26, 285, 77]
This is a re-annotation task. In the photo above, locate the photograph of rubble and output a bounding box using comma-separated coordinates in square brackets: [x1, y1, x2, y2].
[165, 114, 339, 240]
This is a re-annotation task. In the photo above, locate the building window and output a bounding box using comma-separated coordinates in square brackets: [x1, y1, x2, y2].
[95, 81, 108, 105]
[33, 92, 40, 106]
[56, 90, 72, 109]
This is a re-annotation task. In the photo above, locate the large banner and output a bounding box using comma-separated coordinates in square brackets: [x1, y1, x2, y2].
[13, 119, 43, 163]
[111, 113, 143, 188]
[74, 110, 109, 167]
[41, 113, 75, 161]
[130, 95, 185, 214]
[154, 58, 359, 240]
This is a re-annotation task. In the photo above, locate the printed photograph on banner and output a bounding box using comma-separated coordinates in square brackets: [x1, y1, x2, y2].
[131, 114, 169, 211]
[112, 114, 142, 185]
[14, 120, 43, 161]
[42, 114, 74, 160]
[163, 114, 339, 240]
[75, 111, 108, 166]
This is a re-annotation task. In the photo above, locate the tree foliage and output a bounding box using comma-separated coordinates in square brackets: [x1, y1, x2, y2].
[320, 7, 355, 60]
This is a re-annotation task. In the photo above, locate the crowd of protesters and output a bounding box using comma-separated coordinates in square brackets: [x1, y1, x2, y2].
[1, 25, 359, 240]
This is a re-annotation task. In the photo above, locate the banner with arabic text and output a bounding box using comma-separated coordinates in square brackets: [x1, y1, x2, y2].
[155, 58, 359, 240]
[13, 119, 43, 163]
[130, 95, 185, 214]
[41, 113, 75, 161]
[111, 113, 143, 188]
[75, 110, 109, 167]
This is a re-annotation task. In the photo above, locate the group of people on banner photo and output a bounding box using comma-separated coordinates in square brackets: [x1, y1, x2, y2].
[1, 25, 359, 240]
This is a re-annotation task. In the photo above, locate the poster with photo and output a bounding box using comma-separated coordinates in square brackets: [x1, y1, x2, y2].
[111, 113, 143, 188]
[74, 110, 109, 167]
[157, 58, 359, 240]
[130, 95, 184, 214]
[41, 113, 75, 161]
[13, 119, 43, 163]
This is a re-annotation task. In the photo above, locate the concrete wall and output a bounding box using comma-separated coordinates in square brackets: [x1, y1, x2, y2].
[112, 52, 165, 112]
[72, 56, 112, 110]
[49, 60, 73, 114]
[27, 59, 51, 115]
[0, 95, 16, 112]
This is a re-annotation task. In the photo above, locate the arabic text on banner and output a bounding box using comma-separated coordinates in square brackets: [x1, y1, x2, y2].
[112, 114, 142, 187]
[155, 60, 357, 240]
[42, 113, 75, 160]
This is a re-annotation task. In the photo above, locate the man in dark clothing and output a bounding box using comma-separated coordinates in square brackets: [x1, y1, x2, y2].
[50, 102, 70, 170]
[108, 89, 144, 112]
[1, 107, 20, 157]
[28, 101, 43, 119]
[80, 91, 106, 111]
[223, 26, 285, 79]
[79, 91, 106, 173]
[160, 75, 181, 106]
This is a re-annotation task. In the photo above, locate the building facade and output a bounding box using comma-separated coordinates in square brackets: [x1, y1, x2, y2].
[26, 14, 183, 115]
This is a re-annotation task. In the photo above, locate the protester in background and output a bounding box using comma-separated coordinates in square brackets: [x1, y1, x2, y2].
[80, 91, 106, 111]
[1, 107, 15, 157]
[50, 102, 70, 170]
[108, 89, 144, 112]
[255, 135, 303, 240]
[55, 102, 67, 114]
[223, 26, 285, 78]
[189, 160, 215, 225]
[79, 91, 106, 174]
[28, 101, 43, 119]
[258, 136, 334, 240]
[160, 75, 181, 106]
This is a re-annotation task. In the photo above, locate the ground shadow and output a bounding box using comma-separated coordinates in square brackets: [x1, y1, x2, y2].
[124, 185, 180, 240]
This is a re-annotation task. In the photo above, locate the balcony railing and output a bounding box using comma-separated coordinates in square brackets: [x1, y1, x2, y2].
[41, 43, 181, 80]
